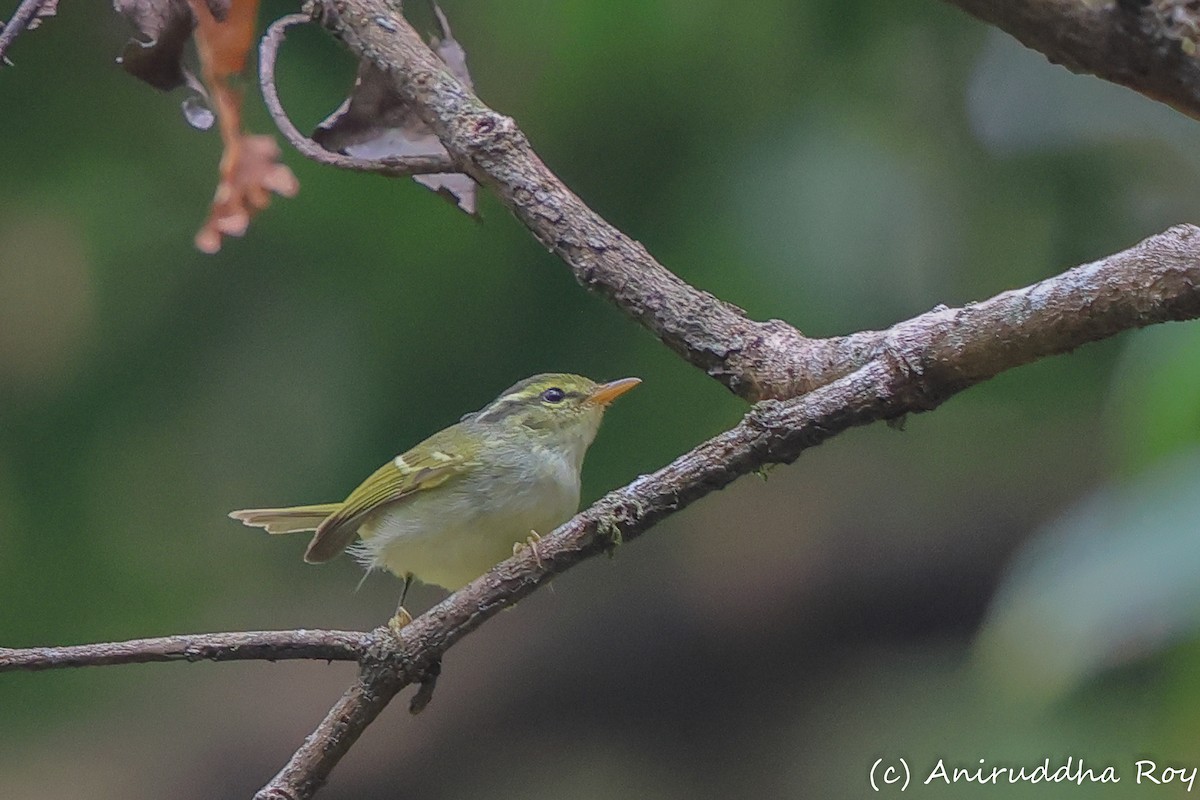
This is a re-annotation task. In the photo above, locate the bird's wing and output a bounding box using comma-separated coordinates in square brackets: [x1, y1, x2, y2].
[303, 426, 478, 563]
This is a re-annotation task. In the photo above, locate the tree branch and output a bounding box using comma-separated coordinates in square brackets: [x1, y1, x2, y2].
[0, 629, 367, 671]
[255, 663, 407, 800]
[829, 223, 1200, 390]
[940, 0, 1200, 121]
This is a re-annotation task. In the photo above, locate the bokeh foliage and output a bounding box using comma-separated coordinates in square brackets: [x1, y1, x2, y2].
[3, 1, 1200, 797]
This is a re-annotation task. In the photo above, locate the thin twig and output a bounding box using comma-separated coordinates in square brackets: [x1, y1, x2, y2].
[258, 13, 456, 177]
[0, 630, 368, 671]
[0, 0, 56, 65]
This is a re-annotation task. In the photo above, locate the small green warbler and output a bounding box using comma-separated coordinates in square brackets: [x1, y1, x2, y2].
[230, 373, 639, 621]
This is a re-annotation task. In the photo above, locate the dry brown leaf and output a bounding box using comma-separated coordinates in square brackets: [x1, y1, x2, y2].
[187, 0, 298, 253]
[113, 0, 223, 91]
[313, 2, 476, 215]
[428, 3, 470, 86]
[187, 0, 248, 78]
[194, 135, 298, 253]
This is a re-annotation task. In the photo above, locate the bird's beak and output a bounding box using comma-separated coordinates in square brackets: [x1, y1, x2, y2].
[588, 377, 641, 406]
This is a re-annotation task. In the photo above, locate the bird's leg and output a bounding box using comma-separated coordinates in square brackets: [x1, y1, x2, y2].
[387, 573, 415, 636]
[513, 530, 544, 568]
[388, 608, 413, 636]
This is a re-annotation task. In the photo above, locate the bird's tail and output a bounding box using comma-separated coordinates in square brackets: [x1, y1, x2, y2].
[228, 503, 341, 534]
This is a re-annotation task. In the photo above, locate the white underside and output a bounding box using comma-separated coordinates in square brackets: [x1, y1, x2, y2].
[352, 439, 587, 589]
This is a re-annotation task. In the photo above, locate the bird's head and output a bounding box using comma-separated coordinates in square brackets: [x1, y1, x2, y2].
[472, 373, 640, 447]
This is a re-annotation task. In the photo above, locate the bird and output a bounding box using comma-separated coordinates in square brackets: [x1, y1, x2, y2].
[229, 373, 640, 626]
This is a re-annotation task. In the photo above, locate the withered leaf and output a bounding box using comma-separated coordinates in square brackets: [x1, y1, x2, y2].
[312, 2, 477, 216]
[188, 0, 298, 252]
[112, 0, 226, 91]
[428, 3, 470, 86]
[195, 134, 299, 253]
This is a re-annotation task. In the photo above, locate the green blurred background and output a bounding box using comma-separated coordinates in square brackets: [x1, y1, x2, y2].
[4, 1, 1200, 797]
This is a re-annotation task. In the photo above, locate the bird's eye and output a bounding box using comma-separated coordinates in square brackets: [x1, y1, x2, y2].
[541, 387, 566, 403]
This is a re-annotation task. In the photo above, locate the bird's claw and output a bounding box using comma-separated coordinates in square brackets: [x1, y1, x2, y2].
[513, 530, 544, 567]
[387, 606, 413, 637]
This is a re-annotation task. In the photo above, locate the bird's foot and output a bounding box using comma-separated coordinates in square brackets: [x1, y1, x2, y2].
[513, 530, 544, 567]
[387, 606, 413, 637]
